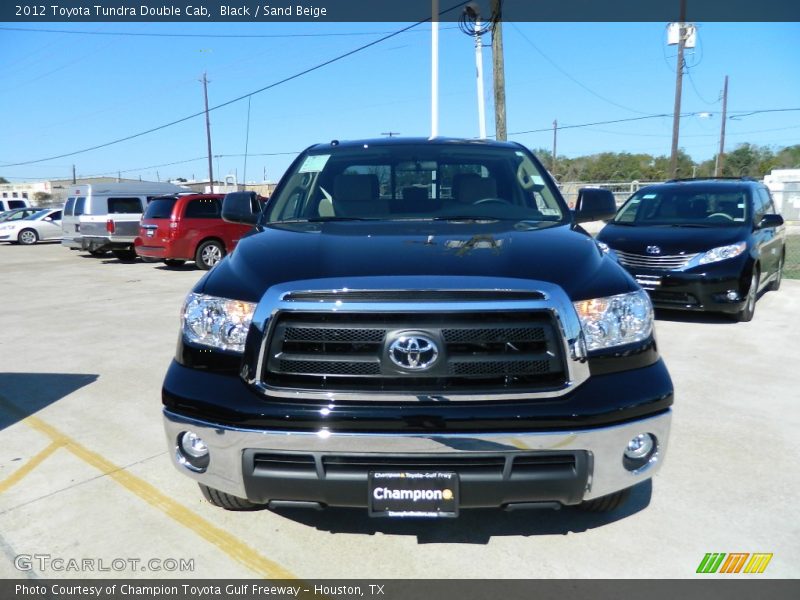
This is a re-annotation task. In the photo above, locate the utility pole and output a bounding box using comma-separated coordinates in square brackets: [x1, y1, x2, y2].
[201, 72, 214, 190]
[552, 119, 558, 175]
[430, 0, 439, 139]
[474, 10, 487, 139]
[243, 96, 252, 186]
[715, 75, 729, 176]
[669, 0, 687, 178]
[71, 164, 76, 184]
[491, 0, 507, 141]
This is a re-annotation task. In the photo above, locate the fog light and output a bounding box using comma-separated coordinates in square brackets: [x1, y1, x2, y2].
[177, 431, 210, 472]
[726, 290, 740, 301]
[623, 433, 657, 472]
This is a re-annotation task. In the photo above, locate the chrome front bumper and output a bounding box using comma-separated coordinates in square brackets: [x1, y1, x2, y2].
[164, 409, 671, 504]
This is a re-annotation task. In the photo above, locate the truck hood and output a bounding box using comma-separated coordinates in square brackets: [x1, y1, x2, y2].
[200, 220, 636, 303]
[597, 222, 749, 255]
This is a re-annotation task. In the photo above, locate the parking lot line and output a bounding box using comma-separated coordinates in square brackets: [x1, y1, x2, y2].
[0, 441, 63, 494]
[0, 395, 297, 579]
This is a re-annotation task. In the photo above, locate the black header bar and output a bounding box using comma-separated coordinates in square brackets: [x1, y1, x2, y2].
[3, 0, 800, 23]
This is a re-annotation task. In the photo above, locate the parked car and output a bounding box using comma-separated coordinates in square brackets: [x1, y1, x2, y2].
[597, 178, 785, 322]
[0, 198, 31, 212]
[134, 193, 257, 270]
[161, 137, 673, 517]
[0, 207, 41, 223]
[61, 181, 188, 255]
[0, 207, 63, 245]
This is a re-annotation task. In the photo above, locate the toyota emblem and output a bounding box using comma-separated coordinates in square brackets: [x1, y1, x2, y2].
[388, 335, 439, 371]
[646, 245, 662, 255]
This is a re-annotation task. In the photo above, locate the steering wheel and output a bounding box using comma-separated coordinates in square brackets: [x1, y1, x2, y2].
[706, 212, 734, 221]
[473, 197, 512, 206]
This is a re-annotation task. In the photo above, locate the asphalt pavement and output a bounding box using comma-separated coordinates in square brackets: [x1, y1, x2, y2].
[0, 243, 798, 579]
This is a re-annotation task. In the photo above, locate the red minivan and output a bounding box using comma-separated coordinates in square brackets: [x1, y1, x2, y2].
[135, 193, 254, 270]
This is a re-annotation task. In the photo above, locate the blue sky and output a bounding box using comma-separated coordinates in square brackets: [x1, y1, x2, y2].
[1, 21, 798, 183]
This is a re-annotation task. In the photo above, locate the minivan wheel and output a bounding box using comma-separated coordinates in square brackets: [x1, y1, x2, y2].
[578, 487, 631, 512]
[199, 484, 263, 511]
[17, 229, 38, 245]
[112, 248, 137, 262]
[767, 255, 784, 292]
[195, 240, 225, 270]
[735, 269, 759, 322]
[164, 259, 186, 268]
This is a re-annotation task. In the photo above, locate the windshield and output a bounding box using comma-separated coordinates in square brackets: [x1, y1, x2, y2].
[614, 187, 750, 227]
[24, 210, 50, 220]
[265, 143, 566, 224]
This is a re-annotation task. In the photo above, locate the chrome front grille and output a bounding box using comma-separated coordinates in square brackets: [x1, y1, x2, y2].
[615, 250, 698, 271]
[261, 310, 567, 395]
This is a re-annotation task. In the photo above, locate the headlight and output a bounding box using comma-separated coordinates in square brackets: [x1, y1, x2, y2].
[573, 290, 653, 351]
[182, 293, 256, 353]
[697, 242, 746, 265]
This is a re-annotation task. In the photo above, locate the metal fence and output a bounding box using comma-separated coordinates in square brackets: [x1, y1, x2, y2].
[557, 181, 664, 208]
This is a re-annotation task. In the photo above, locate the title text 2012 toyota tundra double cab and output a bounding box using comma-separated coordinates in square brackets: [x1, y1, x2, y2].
[162, 138, 673, 517]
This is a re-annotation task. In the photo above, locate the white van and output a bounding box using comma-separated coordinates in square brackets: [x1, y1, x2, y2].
[1, 197, 32, 212]
[61, 182, 187, 252]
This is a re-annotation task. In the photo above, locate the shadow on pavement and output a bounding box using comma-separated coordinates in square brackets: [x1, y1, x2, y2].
[654, 308, 735, 325]
[0, 373, 98, 432]
[269, 480, 652, 543]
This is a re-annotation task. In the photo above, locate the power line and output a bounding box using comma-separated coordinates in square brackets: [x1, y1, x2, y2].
[509, 23, 652, 116]
[0, 25, 458, 38]
[505, 108, 800, 138]
[3, 2, 469, 169]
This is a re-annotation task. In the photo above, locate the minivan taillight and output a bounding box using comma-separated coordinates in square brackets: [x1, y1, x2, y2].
[169, 220, 178, 239]
[106, 219, 115, 234]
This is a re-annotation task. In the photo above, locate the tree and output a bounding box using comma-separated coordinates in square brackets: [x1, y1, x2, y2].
[0, 176, 8, 184]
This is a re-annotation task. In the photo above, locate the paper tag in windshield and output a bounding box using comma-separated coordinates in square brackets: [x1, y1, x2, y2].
[299, 154, 330, 173]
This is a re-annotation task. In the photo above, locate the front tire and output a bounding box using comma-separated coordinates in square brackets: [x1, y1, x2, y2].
[17, 229, 38, 245]
[579, 487, 631, 512]
[195, 240, 225, 270]
[199, 484, 263, 511]
[735, 269, 759, 322]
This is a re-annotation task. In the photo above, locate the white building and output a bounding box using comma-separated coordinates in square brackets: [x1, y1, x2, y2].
[763, 169, 800, 221]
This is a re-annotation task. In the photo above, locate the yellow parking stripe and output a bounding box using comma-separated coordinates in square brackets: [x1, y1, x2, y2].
[0, 396, 296, 579]
[0, 441, 63, 494]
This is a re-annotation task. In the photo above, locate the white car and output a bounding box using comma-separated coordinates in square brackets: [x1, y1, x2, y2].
[0, 207, 63, 245]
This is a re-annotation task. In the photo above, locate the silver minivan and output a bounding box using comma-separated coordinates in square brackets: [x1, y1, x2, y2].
[61, 182, 187, 252]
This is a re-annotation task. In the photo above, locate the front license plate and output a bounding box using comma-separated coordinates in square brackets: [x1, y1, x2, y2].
[368, 471, 459, 518]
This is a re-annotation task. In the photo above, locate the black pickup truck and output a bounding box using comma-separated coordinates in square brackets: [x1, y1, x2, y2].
[162, 138, 673, 517]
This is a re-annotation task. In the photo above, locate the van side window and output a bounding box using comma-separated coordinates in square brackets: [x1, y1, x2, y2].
[108, 197, 144, 213]
[9, 200, 26, 209]
[74, 197, 87, 216]
[185, 198, 221, 219]
[64, 198, 76, 216]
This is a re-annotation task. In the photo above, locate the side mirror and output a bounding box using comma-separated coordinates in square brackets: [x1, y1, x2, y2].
[574, 188, 617, 223]
[222, 191, 261, 225]
[757, 213, 784, 229]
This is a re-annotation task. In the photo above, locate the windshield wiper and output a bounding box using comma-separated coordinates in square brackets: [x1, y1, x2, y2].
[665, 223, 714, 228]
[275, 216, 379, 224]
[430, 215, 503, 221]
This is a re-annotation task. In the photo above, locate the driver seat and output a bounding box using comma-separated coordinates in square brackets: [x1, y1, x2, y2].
[452, 173, 498, 204]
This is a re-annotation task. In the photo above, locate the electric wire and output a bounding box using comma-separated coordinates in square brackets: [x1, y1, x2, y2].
[2, 1, 469, 169]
